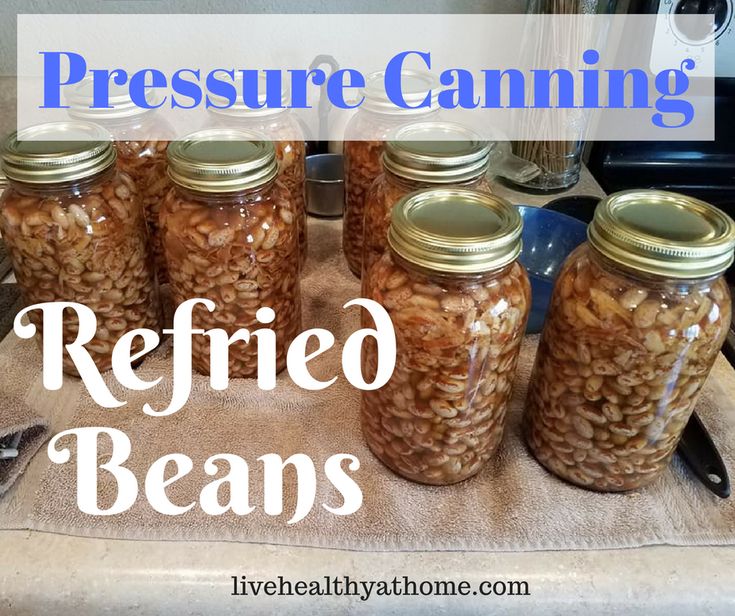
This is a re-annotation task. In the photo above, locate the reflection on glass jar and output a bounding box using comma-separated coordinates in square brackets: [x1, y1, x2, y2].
[67, 80, 175, 284]
[363, 188, 530, 485]
[361, 122, 492, 283]
[0, 122, 162, 375]
[342, 70, 440, 278]
[115, 138, 172, 283]
[160, 129, 301, 377]
[524, 190, 735, 491]
[207, 75, 307, 266]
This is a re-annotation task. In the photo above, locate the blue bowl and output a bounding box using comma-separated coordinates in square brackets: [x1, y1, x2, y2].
[516, 205, 588, 334]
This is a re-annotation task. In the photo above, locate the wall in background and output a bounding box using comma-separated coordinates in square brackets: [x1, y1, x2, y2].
[0, 0, 526, 138]
[0, 0, 526, 76]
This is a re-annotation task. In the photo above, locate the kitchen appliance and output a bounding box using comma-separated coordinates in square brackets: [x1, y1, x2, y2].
[589, 0, 735, 210]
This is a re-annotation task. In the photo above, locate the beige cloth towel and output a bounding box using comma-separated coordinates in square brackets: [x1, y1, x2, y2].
[1, 219, 735, 551]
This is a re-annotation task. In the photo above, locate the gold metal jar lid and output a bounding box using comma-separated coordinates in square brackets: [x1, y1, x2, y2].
[361, 70, 439, 115]
[383, 122, 490, 184]
[588, 189, 735, 279]
[167, 128, 279, 193]
[66, 78, 157, 121]
[388, 187, 522, 274]
[2, 122, 116, 185]
[209, 73, 291, 118]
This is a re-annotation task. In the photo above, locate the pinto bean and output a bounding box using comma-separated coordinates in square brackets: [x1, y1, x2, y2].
[272, 141, 307, 265]
[208, 114, 306, 265]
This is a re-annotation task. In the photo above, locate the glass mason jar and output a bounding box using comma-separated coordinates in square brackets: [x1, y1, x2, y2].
[524, 190, 735, 491]
[160, 129, 301, 377]
[114, 134, 172, 283]
[0, 122, 161, 375]
[361, 122, 492, 282]
[362, 188, 531, 485]
[67, 81, 174, 283]
[207, 75, 307, 265]
[343, 70, 440, 277]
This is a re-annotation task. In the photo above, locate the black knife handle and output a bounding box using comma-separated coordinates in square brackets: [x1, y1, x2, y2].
[677, 411, 731, 499]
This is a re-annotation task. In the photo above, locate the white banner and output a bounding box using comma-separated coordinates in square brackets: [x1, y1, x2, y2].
[16, 13, 715, 141]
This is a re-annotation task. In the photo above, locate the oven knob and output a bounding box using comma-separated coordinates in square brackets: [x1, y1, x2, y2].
[673, 0, 731, 40]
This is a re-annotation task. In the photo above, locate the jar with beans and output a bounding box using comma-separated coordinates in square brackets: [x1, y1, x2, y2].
[362, 188, 530, 484]
[524, 190, 735, 491]
[361, 122, 492, 282]
[343, 70, 440, 277]
[208, 75, 307, 265]
[160, 129, 301, 377]
[0, 121, 161, 375]
[67, 81, 174, 284]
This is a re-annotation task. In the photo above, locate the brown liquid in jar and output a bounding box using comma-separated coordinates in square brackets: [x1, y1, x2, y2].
[208, 113, 307, 266]
[343, 139, 384, 277]
[524, 243, 731, 491]
[363, 253, 530, 485]
[160, 180, 301, 377]
[116, 140, 172, 284]
[0, 168, 162, 375]
[342, 105, 440, 278]
[273, 139, 307, 264]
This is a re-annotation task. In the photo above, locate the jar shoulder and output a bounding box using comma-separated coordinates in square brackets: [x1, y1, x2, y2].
[548, 242, 731, 349]
[367, 253, 530, 332]
[1, 171, 140, 221]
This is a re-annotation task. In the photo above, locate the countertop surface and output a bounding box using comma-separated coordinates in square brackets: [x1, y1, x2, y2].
[3, 167, 735, 615]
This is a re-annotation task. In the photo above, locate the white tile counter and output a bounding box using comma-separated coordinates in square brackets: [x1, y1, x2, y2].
[2, 166, 735, 615]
